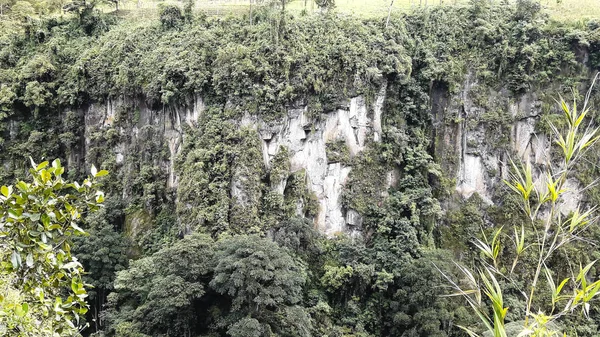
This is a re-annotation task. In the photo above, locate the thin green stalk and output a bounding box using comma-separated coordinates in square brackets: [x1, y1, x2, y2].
[525, 202, 555, 325]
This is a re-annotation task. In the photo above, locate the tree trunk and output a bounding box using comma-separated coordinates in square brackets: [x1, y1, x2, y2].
[249, 0, 252, 25]
[385, 0, 395, 28]
[280, 0, 285, 40]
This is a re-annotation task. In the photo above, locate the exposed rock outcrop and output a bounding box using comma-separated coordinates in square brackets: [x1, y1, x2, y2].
[82, 74, 584, 236]
[256, 82, 387, 235]
[437, 74, 581, 214]
[82, 84, 387, 236]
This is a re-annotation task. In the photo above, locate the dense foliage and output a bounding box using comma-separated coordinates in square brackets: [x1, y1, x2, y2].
[0, 159, 106, 336]
[3, 0, 600, 336]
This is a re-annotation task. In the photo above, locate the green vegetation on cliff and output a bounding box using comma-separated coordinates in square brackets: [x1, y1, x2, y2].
[3, 0, 600, 336]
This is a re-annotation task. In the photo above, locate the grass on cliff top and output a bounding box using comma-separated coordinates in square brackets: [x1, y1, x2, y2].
[112, 0, 600, 21]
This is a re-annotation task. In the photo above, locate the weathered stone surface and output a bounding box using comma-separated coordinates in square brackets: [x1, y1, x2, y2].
[346, 209, 363, 227]
[257, 83, 388, 235]
[82, 77, 583, 235]
[82, 89, 386, 236]
[372, 81, 387, 142]
[443, 74, 580, 211]
[84, 95, 205, 191]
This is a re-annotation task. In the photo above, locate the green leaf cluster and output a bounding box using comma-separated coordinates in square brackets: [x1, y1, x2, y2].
[0, 158, 105, 336]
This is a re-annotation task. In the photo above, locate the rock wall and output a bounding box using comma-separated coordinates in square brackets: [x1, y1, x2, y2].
[253, 85, 386, 235]
[84, 95, 204, 189]
[82, 83, 387, 236]
[82, 74, 583, 236]
[437, 74, 582, 215]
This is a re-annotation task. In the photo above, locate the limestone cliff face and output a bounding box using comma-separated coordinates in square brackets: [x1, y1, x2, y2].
[82, 74, 580, 236]
[84, 95, 204, 188]
[252, 83, 386, 236]
[83, 83, 387, 236]
[436, 73, 581, 215]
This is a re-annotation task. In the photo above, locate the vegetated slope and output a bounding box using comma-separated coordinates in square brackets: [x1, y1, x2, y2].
[3, 0, 600, 336]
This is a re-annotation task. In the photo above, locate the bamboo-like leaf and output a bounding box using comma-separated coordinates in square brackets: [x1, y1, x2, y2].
[474, 238, 494, 260]
[561, 99, 572, 125]
[554, 133, 567, 154]
[567, 129, 576, 162]
[457, 325, 482, 337]
[581, 132, 600, 152]
[584, 280, 600, 302]
[442, 289, 479, 297]
[504, 179, 522, 195]
[470, 300, 495, 334]
[515, 225, 525, 255]
[574, 107, 587, 127]
[577, 260, 596, 283]
[556, 278, 570, 298]
[504, 159, 536, 216]
[544, 266, 569, 312]
[493, 312, 508, 337]
[545, 172, 567, 203]
[480, 268, 508, 333]
[545, 267, 556, 296]
[516, 329, 534, 337]
[36, 161, 49, 171]
[568, 208, 594, 233]
[491, 227, 503, 265]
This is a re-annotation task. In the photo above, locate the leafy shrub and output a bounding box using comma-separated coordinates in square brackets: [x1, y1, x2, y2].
[159, 4, 183, 29]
